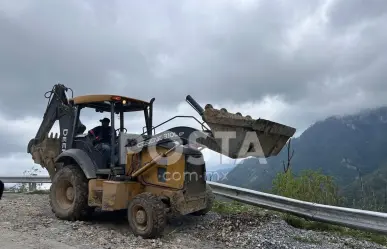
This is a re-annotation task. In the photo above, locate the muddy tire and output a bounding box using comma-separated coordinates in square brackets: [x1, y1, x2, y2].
[49, 164, 92, 221]
[127, 192, 167, 239]
[190, 184, 215, 216]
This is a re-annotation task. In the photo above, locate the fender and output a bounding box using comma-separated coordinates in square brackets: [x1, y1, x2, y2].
[55, 149, 97, 179]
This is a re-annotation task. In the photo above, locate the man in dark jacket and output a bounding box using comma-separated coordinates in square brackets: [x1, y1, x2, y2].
[0, 180, 4, 200]
[89, 118, 112, 144]
[88, 118, 113, 167]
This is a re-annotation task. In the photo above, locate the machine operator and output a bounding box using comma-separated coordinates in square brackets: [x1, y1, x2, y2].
[89, 118, 113, 167]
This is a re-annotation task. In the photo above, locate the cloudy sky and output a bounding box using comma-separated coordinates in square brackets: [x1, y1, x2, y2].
[0, 0, 387, 176]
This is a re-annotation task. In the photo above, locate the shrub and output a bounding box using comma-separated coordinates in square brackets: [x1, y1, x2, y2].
[271, 169, 340, 205]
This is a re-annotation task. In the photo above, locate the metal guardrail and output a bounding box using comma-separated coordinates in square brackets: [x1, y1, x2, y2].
[1, 176, 51, 183]
[0, 176, 51, 192]
[1, 176, 387, 234]
[208, 181, 387, 234]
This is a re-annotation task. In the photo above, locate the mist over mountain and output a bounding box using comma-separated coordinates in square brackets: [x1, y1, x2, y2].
[220, 106, 387, 206]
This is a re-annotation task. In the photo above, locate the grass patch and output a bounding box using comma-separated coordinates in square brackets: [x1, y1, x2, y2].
[340, 229, 387, 246]
[212, 200, 263, 215]
[284, 214, 387, 246]
[284, 215, 342, 232]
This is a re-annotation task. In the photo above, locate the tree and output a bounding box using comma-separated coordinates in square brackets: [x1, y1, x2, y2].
[282, 138, 294, 173]
[272, 169, 340, 205]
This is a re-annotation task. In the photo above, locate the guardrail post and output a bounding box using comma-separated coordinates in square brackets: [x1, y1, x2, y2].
[31, 183, 37, 191]
[29, 174, 37, 192]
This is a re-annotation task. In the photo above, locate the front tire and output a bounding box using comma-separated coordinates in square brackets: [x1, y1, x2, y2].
[49, 164, 92, 221]
[128, 193, 167, 239]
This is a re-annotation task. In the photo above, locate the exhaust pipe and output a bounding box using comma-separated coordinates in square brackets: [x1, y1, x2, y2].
[186, 95, 204, 116]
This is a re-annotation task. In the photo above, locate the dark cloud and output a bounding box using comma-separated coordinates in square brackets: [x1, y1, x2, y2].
[0, 0, 385, 119]
[0, 130, 26, 156]
[328, 0, 387, 30]
[0, 0, 386, 153]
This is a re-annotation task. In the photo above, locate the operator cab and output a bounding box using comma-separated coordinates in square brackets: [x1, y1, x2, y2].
[69, 94, 155, 176]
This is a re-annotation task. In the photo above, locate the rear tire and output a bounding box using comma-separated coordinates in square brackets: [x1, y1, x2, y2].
[190, 184, 215, 216]
[127, 192, 167, 239]
[49, 164, 92, 221]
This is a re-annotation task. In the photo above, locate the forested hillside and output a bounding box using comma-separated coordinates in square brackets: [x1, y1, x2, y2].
[220, 106, 387, 209]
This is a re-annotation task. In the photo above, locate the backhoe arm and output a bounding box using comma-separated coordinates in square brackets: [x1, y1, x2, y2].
[28, 84, 71, 152]
[27, 84, 77, 179]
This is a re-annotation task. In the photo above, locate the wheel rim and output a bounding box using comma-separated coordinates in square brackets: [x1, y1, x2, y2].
[131, 204, 148, 231]
[66, 187, 74, 201]
[55, 179, 74, 210]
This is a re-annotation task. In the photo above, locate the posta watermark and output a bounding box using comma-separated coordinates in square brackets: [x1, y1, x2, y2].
[125, 130, 270, 166]
[161, 170, 229, 182]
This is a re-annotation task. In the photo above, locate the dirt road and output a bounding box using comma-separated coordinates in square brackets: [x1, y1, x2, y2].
[0, 193, 385, 249]
[1, 229, 84, 249]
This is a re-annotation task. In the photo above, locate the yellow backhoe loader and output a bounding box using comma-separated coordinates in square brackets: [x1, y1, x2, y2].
[27, 84, 296, 238]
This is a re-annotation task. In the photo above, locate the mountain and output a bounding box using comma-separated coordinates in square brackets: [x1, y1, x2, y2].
[206, 164, 236, 182]
[222, 106, 387, 203]
[341, 162, 387, 211]
[218, 158, 279, 191]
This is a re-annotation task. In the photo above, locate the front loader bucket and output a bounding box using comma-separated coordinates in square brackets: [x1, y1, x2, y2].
[185, 95, 296, 159]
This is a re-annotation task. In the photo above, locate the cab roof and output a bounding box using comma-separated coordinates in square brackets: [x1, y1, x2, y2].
[70, 94, 150, 113]
[71, 94, 149, 105]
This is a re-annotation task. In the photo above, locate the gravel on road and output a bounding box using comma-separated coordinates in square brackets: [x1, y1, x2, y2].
[0, 193, 386, 249]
